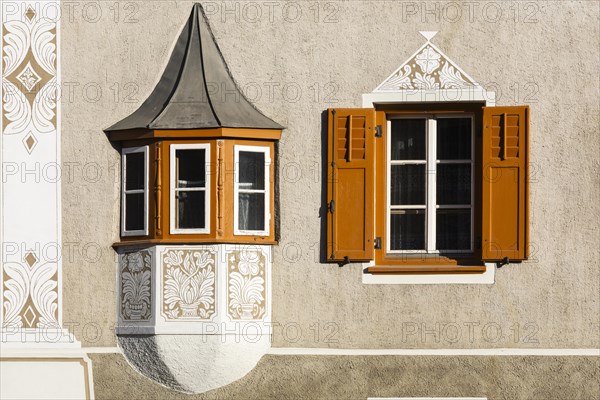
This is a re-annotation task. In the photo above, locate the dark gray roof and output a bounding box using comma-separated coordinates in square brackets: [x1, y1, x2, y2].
[105, 3, 282, 132]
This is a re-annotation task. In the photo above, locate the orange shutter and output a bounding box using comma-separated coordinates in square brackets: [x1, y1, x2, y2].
[482, 106, 530, 261]
[327, 108, 376, 262]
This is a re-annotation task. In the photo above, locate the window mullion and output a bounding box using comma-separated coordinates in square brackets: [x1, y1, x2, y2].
[426, 118, 437, 253]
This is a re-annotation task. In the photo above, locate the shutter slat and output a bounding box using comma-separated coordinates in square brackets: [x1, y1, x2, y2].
[327, 108, 376, 262]
[482, 106, 530, 262]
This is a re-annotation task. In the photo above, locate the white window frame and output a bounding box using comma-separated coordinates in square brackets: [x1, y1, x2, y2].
[386, 114, 474, 255]
[121, 146, 149, 237]
[234, 145, 270, 236]
[169, 143, 211, 235]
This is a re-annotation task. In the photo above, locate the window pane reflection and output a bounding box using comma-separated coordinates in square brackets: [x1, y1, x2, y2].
[238, 193, 265, 231]
[436, 209, 471, 251]
[177, 191, 205, 229]
[391, 119, 426, 160]
[391, 165, 426, 205]
[390, 210, 425, 250]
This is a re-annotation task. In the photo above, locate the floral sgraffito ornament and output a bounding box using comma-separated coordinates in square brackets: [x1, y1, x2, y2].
[376, 41, 477, 91]
[227, 249, 266, 320]
[121, 251, 152, 321]
[162, 249, 216, 320]
[2, 7, 58, 137]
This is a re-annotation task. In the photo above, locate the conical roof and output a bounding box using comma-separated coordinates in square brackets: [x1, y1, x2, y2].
[105, 3, 282, 132]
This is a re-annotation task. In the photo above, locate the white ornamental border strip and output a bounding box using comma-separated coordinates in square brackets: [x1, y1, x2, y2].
[1, 1, 63, 336]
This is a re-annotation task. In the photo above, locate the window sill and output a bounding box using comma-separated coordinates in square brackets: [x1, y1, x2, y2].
[366, 265, 486, 274]
[362, 263, 495, 285]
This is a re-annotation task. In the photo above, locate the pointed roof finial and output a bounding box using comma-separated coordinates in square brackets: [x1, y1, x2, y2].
[419, 31, 438, 42]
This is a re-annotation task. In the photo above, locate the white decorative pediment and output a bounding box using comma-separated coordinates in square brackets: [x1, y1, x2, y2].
[374, 31, 481, 92]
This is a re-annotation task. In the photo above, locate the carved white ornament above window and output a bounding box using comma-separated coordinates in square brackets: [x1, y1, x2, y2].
[373, 31, 481, 92]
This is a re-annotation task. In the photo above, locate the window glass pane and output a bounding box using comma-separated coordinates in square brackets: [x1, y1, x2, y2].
[239, 151, 265, 190]
[125, 152, 145, 190]
[437, 118, 471, 160]
[437, 209, 471, 251]
[238, 193, 265, 231]
[437, 164, 471, 205]
[176, 149, 206, 188]
[177, 190, 206, 229]
[391, 165, 426, 205]
[391, 119, 426, 160]
[125, 193, 144, 231]
[390, 211, 425, 250]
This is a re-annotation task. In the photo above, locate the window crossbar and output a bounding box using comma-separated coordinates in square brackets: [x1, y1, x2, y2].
[436, 159, 472, 164]
[124, 189, 144, 195]
[390, 205, 426, 209]
[390, 160, 426, 165]
[174, 187, 205, 192]
[238, 189, 266, 194]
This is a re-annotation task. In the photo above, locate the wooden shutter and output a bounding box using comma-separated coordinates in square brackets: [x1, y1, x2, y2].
[327, 108, 376, 262]
[482, 106, 529, 261]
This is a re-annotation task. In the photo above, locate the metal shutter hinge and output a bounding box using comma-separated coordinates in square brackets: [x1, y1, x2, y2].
[374, 237, 382, 249]
[375, 125, 383, 138]
[328, 200, 335, 213]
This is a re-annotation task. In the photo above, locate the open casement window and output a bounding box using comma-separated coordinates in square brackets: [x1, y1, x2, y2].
[170, 143, 211, 234]
[122, 146, 149, 236]
[326, 106, 529, 269]
[234, 145, 271, 236]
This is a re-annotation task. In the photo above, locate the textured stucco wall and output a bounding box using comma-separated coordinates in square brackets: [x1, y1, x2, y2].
[62, 0, 599, 350]
[89, 353, 600, 399]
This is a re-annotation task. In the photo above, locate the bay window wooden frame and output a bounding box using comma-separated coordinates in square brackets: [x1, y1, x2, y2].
[115, 137, 276, 246]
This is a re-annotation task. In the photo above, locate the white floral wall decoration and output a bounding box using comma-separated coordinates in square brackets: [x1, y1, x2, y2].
[120, 250, 152, 321]
[2, 255, 59, 329]
[1, 6, 60, 331]
[2, 6, 58, 148]
[374, 31, 480, 92]
[161, 249, 217, 321]
[227, 249, 266, 320]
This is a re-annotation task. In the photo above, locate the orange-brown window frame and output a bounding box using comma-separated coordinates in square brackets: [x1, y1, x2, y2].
[116, 138, 276, 247]
[370, 103, 486, 274]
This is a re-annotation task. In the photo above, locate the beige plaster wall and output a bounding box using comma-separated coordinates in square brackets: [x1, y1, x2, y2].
[90, 353, 600, 399]
[62, 1, 599, 348]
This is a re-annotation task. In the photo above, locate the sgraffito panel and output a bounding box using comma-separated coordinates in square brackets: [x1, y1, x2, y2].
[120, 250, 152, 321]
[161, 249, 217, 321]
[226, 249, 267, 320]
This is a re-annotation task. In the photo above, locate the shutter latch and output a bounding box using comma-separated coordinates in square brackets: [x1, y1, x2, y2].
[375, 125, 383, 138]
[328, 200, 335, 213]
[374, 237, 382, 249]
[496, 257, 510, 268]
